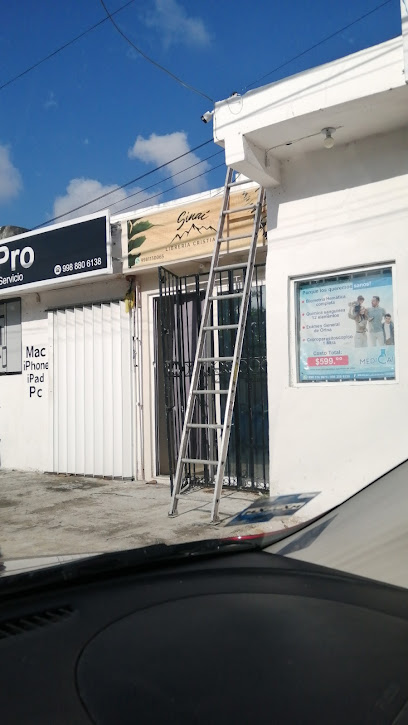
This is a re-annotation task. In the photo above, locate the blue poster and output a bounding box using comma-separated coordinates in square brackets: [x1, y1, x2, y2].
[227, 493, 319, 525]
[298, 268, 395, 382]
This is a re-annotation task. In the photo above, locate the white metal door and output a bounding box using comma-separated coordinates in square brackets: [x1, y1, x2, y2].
[49, 301, 134, 478]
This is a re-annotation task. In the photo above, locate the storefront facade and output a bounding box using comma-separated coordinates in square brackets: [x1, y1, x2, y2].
[213, 23, 408, 518]
[0, 184, 269, 490]
[5, 25, 407, 514]
[112, 181, 269, 488]
[0, 213, 136, 478]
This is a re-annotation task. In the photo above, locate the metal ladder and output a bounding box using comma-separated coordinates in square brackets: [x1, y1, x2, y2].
[168, 168, 265, 522]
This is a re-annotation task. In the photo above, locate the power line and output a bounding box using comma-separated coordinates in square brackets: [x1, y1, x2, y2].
[98, 0, 214, 103]
[22, 2, 390, 227]
[243, 0, 393, 91]
[112, 160, 226, 217]
[34, 138, 213, 229]
[0, 0, 137, 93]
[108, 148, 223, 209]
[62, 150, 224, 224]
[38, 155, 225, 227]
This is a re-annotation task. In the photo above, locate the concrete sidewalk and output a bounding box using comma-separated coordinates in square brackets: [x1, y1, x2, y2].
[0, 470, 294, 560]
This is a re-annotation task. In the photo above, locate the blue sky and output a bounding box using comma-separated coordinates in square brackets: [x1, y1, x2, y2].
[0, 0, 402, 229]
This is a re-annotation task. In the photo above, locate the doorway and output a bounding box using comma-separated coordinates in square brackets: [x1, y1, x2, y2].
[156, 266, 269, 491]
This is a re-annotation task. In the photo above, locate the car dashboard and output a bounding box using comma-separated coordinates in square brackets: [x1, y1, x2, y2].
[1, 548, 408, 724]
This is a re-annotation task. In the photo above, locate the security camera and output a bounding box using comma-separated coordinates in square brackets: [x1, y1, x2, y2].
[201, 110, 214, 124]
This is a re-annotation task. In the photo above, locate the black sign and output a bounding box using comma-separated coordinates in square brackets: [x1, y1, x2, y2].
[0, 215, 109, 293]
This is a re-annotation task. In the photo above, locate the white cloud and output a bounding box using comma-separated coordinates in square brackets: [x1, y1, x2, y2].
[44, 91, 58, 110]
[0, 144, 22, 203]
[53, 178, 155, 222]
[128, 131, 210, 195]
[143, 0, 211, 49]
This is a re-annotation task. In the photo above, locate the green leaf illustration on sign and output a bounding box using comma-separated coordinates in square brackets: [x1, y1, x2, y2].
[129, 235, 146, 251]
[127, 218, 154, 267]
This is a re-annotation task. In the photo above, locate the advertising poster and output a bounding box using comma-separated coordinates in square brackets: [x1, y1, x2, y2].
[297, 267, 395, 382]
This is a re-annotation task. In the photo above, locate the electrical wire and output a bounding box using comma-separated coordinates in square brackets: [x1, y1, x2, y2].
[112, 160, 226, 216]
[98, 0, 214, 103]
[108, 148, 224, 209]
[33, 138, 213, 229]
[243, 0, 393, 92]
[0, 0, 137, 93]
[35, 156, 225, 227]
[19, 2, 390, 227]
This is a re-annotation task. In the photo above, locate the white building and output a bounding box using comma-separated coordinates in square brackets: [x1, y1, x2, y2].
[1, 5, 407, 523]
[0, 184, 268, 491]
[212, 2, 408, 518]
[0, 213, 134, 477]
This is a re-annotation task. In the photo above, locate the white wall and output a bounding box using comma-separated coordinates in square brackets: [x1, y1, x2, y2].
[0, 277, 128, 472]
[402, 0, 408, 78]
[266, 127, 408, 518]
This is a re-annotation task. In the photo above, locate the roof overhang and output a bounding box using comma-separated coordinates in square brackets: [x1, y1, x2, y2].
[213, 34, 408, 187]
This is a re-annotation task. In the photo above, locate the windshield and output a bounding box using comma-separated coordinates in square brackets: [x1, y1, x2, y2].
[1, 2, 405, 584]
[3, 460, 408, 588]
[267, 459, 408, 590]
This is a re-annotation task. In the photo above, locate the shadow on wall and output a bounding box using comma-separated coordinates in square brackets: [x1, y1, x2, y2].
[279, 127, 408, 202]
[264, 127, 408, 239]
